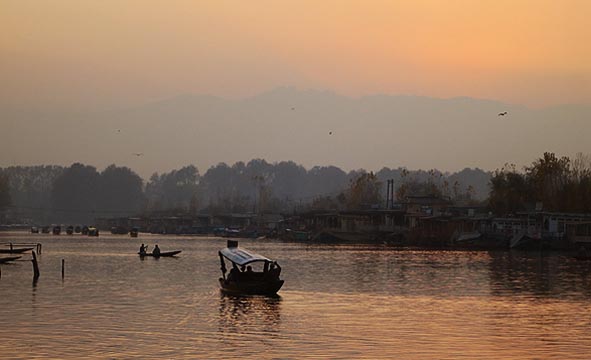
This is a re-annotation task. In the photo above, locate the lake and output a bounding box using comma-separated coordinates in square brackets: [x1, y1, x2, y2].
[1, 231, 591, 359]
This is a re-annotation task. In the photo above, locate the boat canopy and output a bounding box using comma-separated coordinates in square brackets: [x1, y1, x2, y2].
[219, 246, 273, 266]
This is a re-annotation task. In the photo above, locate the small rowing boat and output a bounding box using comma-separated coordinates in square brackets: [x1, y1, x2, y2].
[0, 256, 22, 264]
[138, 250, 182, 257]
[0, 247, 34, 254]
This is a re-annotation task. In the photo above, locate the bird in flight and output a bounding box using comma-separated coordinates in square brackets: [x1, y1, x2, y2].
[132, 153, 143, 157]
[329, 131, 333, 135]
[498, 111, 508, 116]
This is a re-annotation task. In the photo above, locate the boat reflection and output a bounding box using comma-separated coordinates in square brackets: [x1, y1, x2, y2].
[218, 293, 282, 334]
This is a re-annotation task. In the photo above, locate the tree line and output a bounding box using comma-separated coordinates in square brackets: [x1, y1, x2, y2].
[489, 152, 591, 214]
[0, 160, 491, 223]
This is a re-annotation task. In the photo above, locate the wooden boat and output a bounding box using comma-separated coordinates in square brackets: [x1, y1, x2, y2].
[0, 256, 21, 264]
[87, 227, 99, 236]
[130, 227, 139, 238]
[0, 247, 34, 254]
[52, 225, 61, 235]
[66, 226, 74, 235]
[138, 250, 181, 257]
[218, 240, 284, 295]
[31, 226, 39, 234]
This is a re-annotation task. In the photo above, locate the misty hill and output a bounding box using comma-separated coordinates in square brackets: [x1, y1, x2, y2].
[2, 87, 590, 180]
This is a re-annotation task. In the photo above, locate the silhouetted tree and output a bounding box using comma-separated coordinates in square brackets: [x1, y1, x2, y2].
[97, 165, 145, 217]
[344, 172, 382, 209]
[0, 173, 11, 209]
[145, 165, 200, 211]
[51, 163, 101, 223]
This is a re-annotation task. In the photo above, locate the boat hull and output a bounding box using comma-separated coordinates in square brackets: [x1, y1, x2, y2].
[219, 278, 284, 295]
[0, 256, 22, 264]
[0, 247, 34, 254]
[138, 250, 182, 257]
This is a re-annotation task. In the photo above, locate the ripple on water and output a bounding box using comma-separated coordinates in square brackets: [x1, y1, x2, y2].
[1, 233, 591, 358]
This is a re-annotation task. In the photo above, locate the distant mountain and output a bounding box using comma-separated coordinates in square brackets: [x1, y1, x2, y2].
[1, 87, 590, 179]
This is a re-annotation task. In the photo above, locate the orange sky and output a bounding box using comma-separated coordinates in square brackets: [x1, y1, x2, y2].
[1, 0, 589, 109]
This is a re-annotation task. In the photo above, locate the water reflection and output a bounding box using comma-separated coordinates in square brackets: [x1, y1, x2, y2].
[488, 251, 591, 299]
[218, 293, 282, 334]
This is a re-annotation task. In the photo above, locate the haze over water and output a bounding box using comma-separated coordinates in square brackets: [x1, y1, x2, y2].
[1, 232, 591, 359]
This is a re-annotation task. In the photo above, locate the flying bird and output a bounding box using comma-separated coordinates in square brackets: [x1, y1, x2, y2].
[329, 131, 333, 135]
[498, 111, 508, 116]
[132, 153, 143, 157]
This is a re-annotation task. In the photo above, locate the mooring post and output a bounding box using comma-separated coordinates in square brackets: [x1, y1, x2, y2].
[37, 243, 42, 254]
[10, 243, 13, 251]
[31, 251, 40, 279]
[61, 259, 65, 278]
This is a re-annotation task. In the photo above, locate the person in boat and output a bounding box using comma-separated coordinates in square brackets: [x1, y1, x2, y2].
[139, 244, 147, 255]
[268, 261, 282, 279]
[153, 244, 161, 256]
[228, 266, 240, 282]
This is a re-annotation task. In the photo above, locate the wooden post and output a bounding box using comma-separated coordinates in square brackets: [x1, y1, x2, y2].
[10, 243, 13, 251]
[31, 251, 40, 279]
[37, 243, 42, 254]
[61, 259, 65, 278]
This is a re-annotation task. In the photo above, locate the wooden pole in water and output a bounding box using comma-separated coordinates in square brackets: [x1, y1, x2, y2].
[61, 259, 65, 278]
[37, 243, 42, 254]
[31, 251, 40, 279]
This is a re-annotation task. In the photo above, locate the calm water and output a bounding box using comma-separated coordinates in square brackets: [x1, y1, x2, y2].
[2, 231, 591, 359]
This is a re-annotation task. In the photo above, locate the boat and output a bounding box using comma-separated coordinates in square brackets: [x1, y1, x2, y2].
[52, 225, 61, 235]
[138, 250, 181, 257]
[87, 227, 99, 236]
[0, 256, 21, 264]
[110, 226, 128, 235]
[218, 240, 284, 295]
[66, 226, 74, 235]
[0, 247, 34, 254]
[41, 226, 50, 234]
[130, 227, 139, 238]
[31, 226, 39, 234]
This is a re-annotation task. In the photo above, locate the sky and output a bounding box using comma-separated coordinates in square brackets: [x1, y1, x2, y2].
[1, 0, 589, 110]
[1, 1, 590, 177]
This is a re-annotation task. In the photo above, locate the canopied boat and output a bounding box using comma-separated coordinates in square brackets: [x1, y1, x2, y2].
[218, 240, 284, 295]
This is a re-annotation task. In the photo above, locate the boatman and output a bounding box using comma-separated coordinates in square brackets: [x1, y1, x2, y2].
[139, 244, 147, 255]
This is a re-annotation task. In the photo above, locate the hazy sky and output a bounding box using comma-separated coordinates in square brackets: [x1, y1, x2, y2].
[1, 0, 590, 110]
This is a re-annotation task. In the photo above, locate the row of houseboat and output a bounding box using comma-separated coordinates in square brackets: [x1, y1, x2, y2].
[59, 195, 591, 251]
[31, 225, 99, 236]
